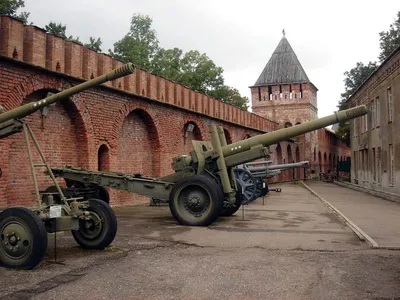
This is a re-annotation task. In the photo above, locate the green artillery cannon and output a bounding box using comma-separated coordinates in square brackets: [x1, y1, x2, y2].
[0, 63, 135, 269]
[51, 105, 368, 226]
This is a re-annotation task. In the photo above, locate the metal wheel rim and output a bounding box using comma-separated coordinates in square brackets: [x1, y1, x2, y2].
[175, 184, 211, 220]
[78, 211, 103, 240]
[234, 169, 256, 203]
[0, 220, 32, 261]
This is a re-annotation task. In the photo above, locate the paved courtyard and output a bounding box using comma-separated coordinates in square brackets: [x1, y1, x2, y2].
[1, 183, 400, 299]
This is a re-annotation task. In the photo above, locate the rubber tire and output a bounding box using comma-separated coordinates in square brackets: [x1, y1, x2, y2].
[0, 207, 48, 269]
[93, 185, 110, 204]
[169, 175, 223, 226]
[71, 199, 117, 250]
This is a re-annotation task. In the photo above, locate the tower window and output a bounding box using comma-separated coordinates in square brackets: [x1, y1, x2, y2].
[268, 85, 272, 100]
[299, 84, 303, 98]
[258, 87, 261, 102]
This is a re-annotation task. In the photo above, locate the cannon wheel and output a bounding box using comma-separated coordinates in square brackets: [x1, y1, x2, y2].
[169, 175, 223, 226]
[0, 207, 48, 269]
[233, 168, 257, 204]
[92, 185, 110, 204]
[72, 199, 117, 249]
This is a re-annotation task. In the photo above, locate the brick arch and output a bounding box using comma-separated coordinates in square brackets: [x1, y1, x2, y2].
[113, 103, 161, 175]
[182, 115, 206, 141]
[182, 120, 203, 154]
[3, 74, 94, 164]
[223, 128, 232, 144]
[111, 102, 161, 150]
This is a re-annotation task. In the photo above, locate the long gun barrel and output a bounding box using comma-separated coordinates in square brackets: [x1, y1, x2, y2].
[0, 63, 135, 124]
[247, 161, 309, 173]
[220, 105, 367, 158]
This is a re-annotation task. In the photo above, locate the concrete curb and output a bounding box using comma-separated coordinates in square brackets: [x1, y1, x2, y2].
[299, 180, 379, 248]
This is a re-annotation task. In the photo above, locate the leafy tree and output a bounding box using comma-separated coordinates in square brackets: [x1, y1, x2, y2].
[44, 21, 80, 43]
[378, 11, 400, 62]
[84, 37, 102, 52]
[209, 85, 249, 110]
[0, 0, 29, 24]
[336, 61, 377, 145]
[111, 14, 159, 70]
[151, 47, 183, 81]
[179, 50, 224, 94]
[45, 22, 67, 38]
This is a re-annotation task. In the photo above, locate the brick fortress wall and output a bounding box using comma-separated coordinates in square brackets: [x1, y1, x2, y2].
[0, 15, 278, 207]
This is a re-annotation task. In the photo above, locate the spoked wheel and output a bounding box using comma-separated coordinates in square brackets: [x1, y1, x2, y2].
[233, 168, 257, 204]
[169, 175, 223, 226]
[0, 208, 48, 269]
[72, 199, 117, 249]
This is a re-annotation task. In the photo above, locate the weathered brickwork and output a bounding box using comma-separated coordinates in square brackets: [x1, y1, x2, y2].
[0, 15, 278, 207]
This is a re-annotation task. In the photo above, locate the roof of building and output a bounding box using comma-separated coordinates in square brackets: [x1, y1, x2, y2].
[253, 35, 311, 87]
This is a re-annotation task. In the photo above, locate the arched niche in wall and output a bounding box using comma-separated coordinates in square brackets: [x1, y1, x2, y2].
[98, 144, 110, 171]
[6, 88, 88, 205]
[284, 122, 293, 128]
[223, 128, 232, 144]
[183, 121, 202, 153]
[116, 108, 160, 204]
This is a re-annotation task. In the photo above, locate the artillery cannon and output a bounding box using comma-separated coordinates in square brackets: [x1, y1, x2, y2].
[231, 161, 309, 205]
[0, 63, 135, 269]
[51, 105, 368, 225]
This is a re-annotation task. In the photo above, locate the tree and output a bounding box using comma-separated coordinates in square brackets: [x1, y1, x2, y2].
[45, 21, 67, 38]
[151, 47, 183, 81]
[111, 14, 159, 70]
[44, 21, 80, 43]
[179, 50, 224, 94]
[209, 85, 249, 110]
[378, 11, 400, 62]
[84, 37, 102, 52]
[0, 0, 30, 24]
[336, 61, 377, 145]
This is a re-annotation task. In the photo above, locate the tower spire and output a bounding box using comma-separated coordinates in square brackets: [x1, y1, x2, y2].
[282, 29, 285, 37]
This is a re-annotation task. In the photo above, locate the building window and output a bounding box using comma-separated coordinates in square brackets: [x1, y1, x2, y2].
[364, 114, 368, 132]
[353, 119, 356, 137]
[370, 99, 375, 129]
[372, 148, 376, 182]
[284, 122, 293, 128]
[376, 97, 380, 127]
[366, 149, 369, 182]
[290, 92, 293, 99]
[388, 88, 393, 123]
[377, 147, 382, 185]
[389, 144, 394, 186]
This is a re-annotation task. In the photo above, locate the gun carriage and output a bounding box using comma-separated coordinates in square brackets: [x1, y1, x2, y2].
[50, 106, 367, 224]
[0, 63, 135, 269]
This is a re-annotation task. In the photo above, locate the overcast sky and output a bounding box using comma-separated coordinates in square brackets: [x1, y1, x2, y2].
[24, 0, 399, 118]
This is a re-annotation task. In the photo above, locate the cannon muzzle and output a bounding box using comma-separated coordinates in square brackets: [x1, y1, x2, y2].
[0, 63, 135, 124]
[221, 105, 368, 158]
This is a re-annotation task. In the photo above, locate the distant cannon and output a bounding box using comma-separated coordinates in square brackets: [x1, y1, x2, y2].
[0, 63, 135, 269]
[51, 105, 368, 224]
[231, 161, 309, 205]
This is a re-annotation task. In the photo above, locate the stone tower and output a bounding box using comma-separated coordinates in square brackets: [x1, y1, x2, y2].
[250, 33, 318, 126]
[250, 32, 319, 174]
